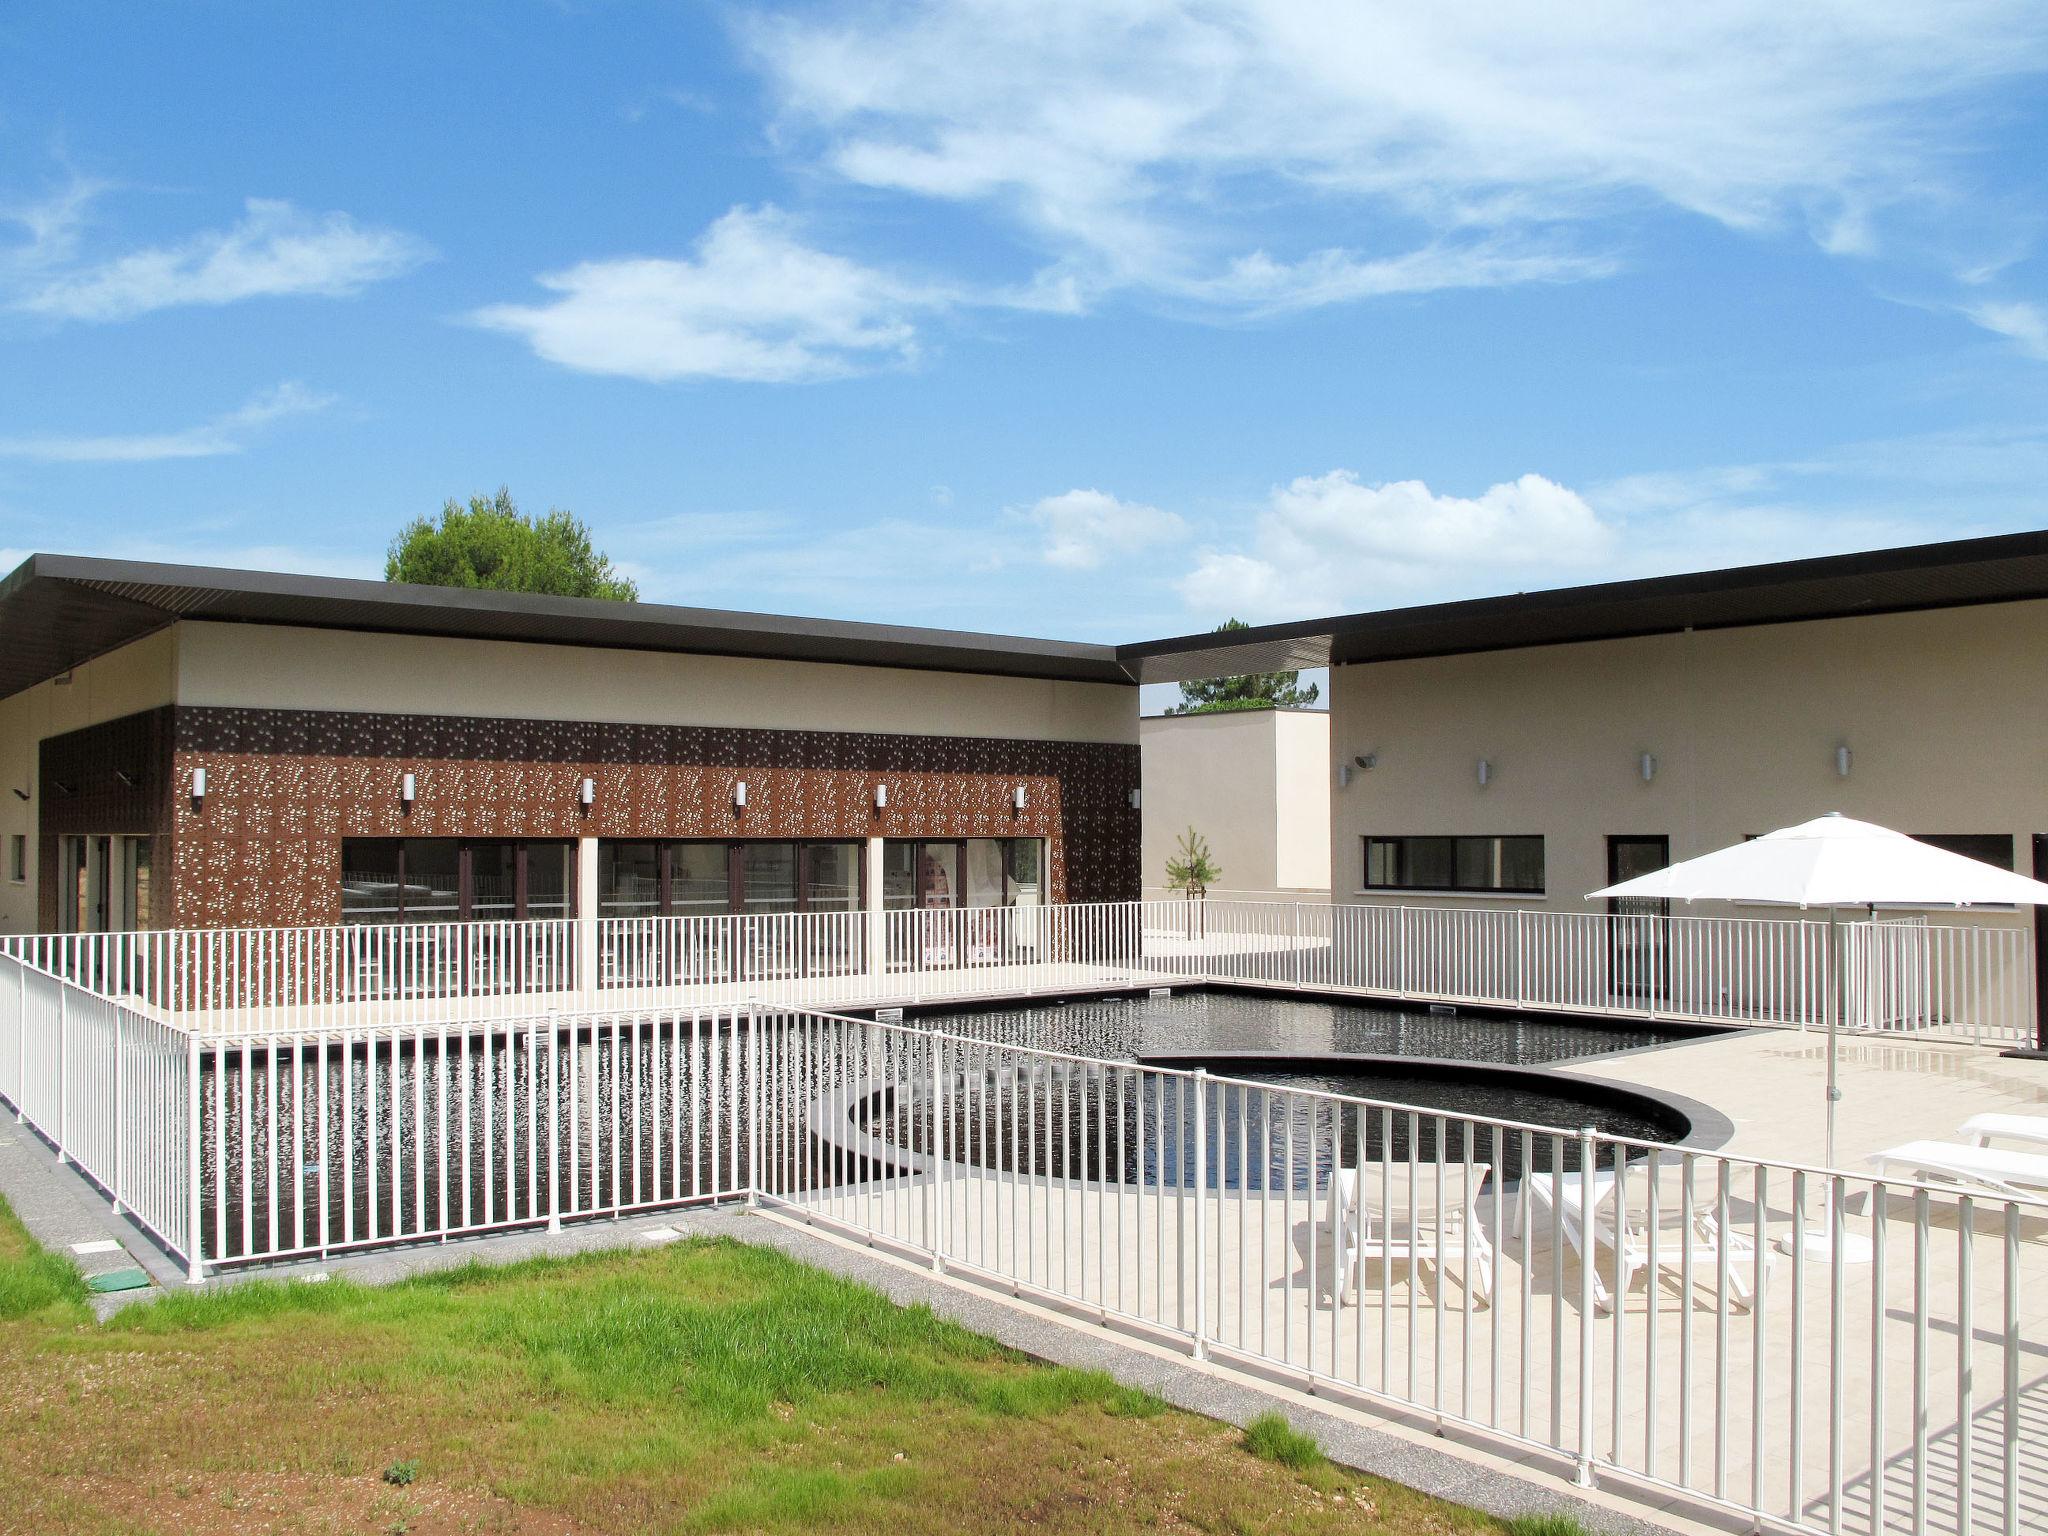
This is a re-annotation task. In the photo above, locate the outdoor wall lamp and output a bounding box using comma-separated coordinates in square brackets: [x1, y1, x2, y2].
[1128, 788, 1141, 809]
[578, 776, 595, 810]
[190, 767, 206, 804]
[1337, 764, 1353, 788]
[1639, 752, 1657, 783]
[1013, 784, 1027, 811]
[874, 783, 889, 810]
[1354, 753, 1377, 772]
[1836, 744, 1852, 779]
[1476, 758, 1492, 787]
[400, 771, 416, 806]
[733, 780, 748, 810]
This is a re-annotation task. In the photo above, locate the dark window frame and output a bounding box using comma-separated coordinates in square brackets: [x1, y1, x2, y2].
[1362, 834, 1547, 896]
[341, 838, 579, 924]
[596, 838, 868, 919]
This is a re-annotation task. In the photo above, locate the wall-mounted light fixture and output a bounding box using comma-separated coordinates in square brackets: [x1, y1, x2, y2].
[1012, 784, 1027, 811]
[1835, 744, 1852, 779]
[578, 776, 595, 810]
[1639, 752, 1657, 783]
[733, 780, 748, 811]
[400, 771, 416, 807]
[1354, 753, 1377, 772]
[1338, 763, 1353, 788]
[874, 783, 889, 810]
[1476, 758, 1492, 788]
[190, 766, 206, 804]
[1128, 787, 1141, 810]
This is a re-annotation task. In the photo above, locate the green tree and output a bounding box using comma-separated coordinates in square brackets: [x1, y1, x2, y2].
[1163, 826, 1222, 899]
[386, 488, 638, 601]
[1165, 619, 1319, 713]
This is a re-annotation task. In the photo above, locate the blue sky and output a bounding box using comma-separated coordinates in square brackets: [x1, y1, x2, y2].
[4, 3, 2048, 658]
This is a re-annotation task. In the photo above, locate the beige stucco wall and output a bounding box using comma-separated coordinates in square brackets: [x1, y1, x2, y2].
[174, 622, 1138, 745]
[0, 627, 180, 932]
[1329, 598, 2048, 912]
[1141, 708, 1331, 901]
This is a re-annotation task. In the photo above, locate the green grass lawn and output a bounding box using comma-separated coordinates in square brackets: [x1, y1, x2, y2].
[0, 1197, 1550, 1535]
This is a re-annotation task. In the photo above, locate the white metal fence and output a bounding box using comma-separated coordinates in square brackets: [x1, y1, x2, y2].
[0, 950, 193, 1268]
[1, 941, 2040, 1536]
[2, 899, 2035, 1044]
[756, 1007, 2046, 1536]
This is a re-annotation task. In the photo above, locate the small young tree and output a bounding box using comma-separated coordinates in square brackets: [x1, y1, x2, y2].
[1163, 826, 1222, 900]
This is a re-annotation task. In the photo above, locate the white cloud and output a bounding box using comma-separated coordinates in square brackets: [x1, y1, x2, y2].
[471, 205, 945, 383]
[1961, 299, 2048, 359]
[0, 382, 333, 463]
[1181, 471, 1612, 615]
[13, 198, 429, 322]
[1022, 487, 1187, 569]
[743, 1, 2048, 311]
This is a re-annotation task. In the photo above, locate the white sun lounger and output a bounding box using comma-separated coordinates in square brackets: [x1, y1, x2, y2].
[1957, 1112, 2048, 1151]
[1867, 1140, 2048, 1198]
[1518, 1166, 1767, 1314]
[1325, 1162, 1493, 1309]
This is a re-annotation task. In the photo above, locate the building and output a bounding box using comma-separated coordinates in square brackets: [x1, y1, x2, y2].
[1127, 528, 2048, 917]
[1139, 707, 1330, 902]
[0, 556, 1142, 936]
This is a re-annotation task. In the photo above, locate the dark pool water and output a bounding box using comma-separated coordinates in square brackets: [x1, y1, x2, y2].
[916, 990, 1703, 1066]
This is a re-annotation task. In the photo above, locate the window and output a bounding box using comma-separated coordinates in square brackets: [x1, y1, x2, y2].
[882, 839, 1045, 909]
[1364, 835, 1545, 895]
[340, 839, 575, 924]
[596, 840, 865, 919]
[7, 834, 22, 884]
[1912, 833, 2014, 872]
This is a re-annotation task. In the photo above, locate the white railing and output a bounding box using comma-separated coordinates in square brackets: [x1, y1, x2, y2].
[188, 1006, 757, 1269]
[0, 950, 194, 1270]
[1, 942, 2040, 1536]
[756, 1007, 2046, 1536]
[0, 898, 2034, 1045]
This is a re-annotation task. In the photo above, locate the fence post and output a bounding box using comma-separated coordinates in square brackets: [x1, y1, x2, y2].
[112, 1008, 126, 1216]
[1515, 909, 1526, 1007]
[1398, 906, 1411, 997]
[1574, 1124, 1598, 1488]
[14, 961, 24, 1123]
[1291, 904, 1302, 989]
[547, 1012, 562, 1233]
[747, 1005, 762, 1209]
[1192, 1068, 1208, 1361]
[928, 1030, 945, 1271]
[56, 986, 68, 1163]
[185, 1029, 205, 1284]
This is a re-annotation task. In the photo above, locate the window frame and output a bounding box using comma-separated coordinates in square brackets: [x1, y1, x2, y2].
[1361, 833, 1547, 897]
[340, 838, 579, 924]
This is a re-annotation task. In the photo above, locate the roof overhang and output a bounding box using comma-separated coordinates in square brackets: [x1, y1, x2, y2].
[1120, 528, 2048, 684]
[0, 553, 1136, 697]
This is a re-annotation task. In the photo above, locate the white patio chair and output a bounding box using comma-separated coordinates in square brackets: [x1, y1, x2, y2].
[1867, 1140, 2048, 1199]
[1957, 1112, 2048, 1152]
[1325, 1162, 1493, 1308]
[1518, 1166, 1767, 1314]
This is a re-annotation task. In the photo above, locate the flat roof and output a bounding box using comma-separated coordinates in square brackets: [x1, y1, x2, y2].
[1121, 527, 2048, 684]
[5, 527, 2046, 700]
[0, 553, 1132, 696]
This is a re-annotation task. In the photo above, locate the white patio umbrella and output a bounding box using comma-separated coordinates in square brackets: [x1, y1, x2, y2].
[1591, 812, 2048, 1260]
